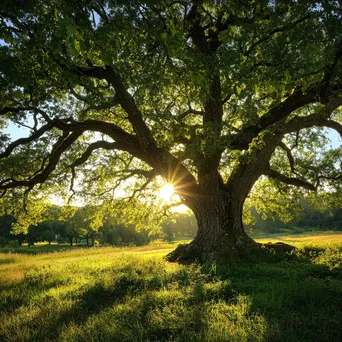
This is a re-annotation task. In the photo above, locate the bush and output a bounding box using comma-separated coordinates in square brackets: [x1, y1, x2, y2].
[7, 240, 20, 248]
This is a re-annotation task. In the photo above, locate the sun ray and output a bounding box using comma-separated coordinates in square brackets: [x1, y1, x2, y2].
[160, 184, 174, 203]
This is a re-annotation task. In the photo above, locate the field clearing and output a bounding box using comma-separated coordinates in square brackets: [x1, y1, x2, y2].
[256, 232, 342, 247]
[0, 234, 341, 341]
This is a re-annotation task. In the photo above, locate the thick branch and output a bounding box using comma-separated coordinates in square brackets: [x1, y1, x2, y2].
[283, 116, 342, 136]
[231, 90, 342, 151]
[0, 122, 54, 159]
[265, 168, 316, 191]
[52, 119, 145, 157]
[0, 106, 52, 122]
[230, 88, 318, 149]
[186, 3, 209, 53]
[0, 131, 82, 191]
[72, 65, 156, 151]
[69, 141, 120, 168]
[0, 106, 30, 116]
[178, 108, 203, 120]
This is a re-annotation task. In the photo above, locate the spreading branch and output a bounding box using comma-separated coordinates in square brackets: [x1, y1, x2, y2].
[0, 131, 82, 191]
[278, 141, 296, 174]
[265, 168, 316, 191]
[178, 108, 203, 120]
[283, 115, 342, 137]
[0, 105, 52, 122]
[316, 173, 342, 187]
[69, 141, 120, 169]
[231, 90, 342, 150]
[0, 122, 55, 159]
[244, 15, 310, 56]
[71, 64, 156, 151]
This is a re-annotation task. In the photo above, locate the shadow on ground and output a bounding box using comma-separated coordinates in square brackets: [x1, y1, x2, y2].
[1, 247, 341, 341]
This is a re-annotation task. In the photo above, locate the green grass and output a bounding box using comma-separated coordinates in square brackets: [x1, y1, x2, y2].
[0, 244, 79, 255]
[0, 234, 341, 341]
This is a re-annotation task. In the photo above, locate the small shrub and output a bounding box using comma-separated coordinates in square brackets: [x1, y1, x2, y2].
[7, 240, 20, 248]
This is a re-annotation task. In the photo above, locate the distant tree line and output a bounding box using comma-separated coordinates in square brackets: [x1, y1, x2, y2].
[247, 201, 342, 235]
[162, 214, 198, 242]
[0, 206, 198, 248]
[3, 199, 340, 248]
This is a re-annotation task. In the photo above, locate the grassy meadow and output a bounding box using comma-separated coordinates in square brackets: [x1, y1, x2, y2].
[0, 234, 341, 342]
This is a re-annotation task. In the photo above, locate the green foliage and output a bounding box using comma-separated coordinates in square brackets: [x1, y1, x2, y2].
[0, 0, 341, 211]
[162, 212, 198, 242]
[0, 214, 15, 239]
[103, 229, 122, 246]
[247, 194, 342, 236]
[41, 230, 55, 244]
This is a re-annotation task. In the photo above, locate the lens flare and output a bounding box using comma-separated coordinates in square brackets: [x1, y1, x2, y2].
[160, 184, 174, 202]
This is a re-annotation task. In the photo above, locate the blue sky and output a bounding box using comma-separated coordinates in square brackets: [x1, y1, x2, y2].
[4, 122, 30, 140]
[329, 129, 341, 147]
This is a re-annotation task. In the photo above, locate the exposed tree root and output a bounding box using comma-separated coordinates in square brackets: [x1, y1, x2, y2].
[166, 234, 259, 265]
[166, 240, 296, 264]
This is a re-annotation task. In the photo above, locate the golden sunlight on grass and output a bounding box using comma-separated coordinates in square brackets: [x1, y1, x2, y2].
[1, 234, 341, 341]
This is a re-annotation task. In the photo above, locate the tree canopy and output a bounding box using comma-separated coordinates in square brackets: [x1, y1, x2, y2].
[1, 0, 342, 262]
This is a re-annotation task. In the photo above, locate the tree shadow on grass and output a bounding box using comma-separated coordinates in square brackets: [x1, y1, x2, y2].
[27, 273, 146, 341]
[50, 249, 342, 342]
[212, 248, 342, 342]
[2, 248, 342, 342]
[0, 277, 67, 314]
[24, 264, 188, 341]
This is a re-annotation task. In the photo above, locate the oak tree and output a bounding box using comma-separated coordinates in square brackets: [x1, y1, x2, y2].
[1, 0, 342, 263]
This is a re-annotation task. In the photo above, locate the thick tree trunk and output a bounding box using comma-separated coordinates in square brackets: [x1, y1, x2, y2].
[166, 191, 257, 264]
[166, 131, 282, 264]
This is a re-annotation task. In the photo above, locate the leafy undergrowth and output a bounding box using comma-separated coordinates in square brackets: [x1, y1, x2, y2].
[0, 236, 341, 341]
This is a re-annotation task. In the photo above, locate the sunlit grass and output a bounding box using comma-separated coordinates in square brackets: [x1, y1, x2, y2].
[0, 234, 341, 341]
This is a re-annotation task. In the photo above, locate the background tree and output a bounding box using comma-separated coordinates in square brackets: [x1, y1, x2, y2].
[103, 228, 122, 246]
[101, 214, 148, 245]
[0, 214, 15, 243]
[41, 229, 56, 245]
[58, 220, 80, 246]
[162, 212, 198, 241]
[1, 1, 342, 263]
[71, 207, 97, 246]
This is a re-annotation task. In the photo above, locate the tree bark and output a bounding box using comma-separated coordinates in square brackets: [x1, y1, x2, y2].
[166, 190, 257, 264]
[68, 237, 73, 246]
[167, 133, 281, 264]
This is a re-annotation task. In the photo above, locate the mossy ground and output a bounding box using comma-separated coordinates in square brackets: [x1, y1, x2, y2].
[0, 233, 341, 341]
